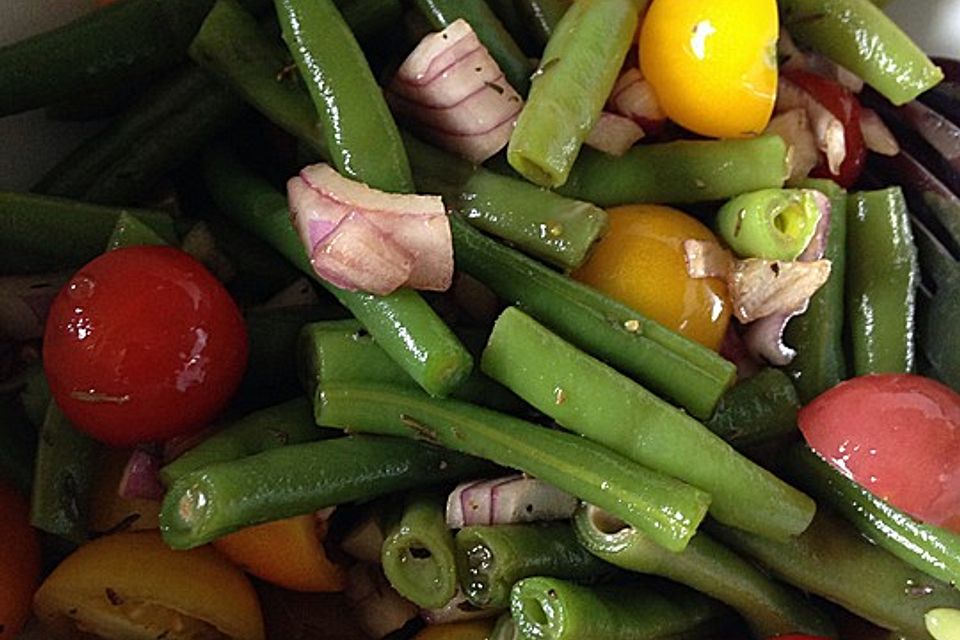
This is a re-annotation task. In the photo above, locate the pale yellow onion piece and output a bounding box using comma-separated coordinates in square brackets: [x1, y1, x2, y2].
[584, 112, 645, 156]
[765, 109, 820, 186]
[777, 77, 846, 175]
[860, 108, 901, 156]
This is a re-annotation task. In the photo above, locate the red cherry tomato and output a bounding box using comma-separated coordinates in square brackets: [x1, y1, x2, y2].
[783, 69, 866, 188]
[43, 246, 248, 446]
[798, 374, 960, 531]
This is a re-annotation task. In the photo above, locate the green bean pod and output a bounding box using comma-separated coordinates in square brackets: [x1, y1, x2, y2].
[105, 212, 170, 250]
[481, 307, 814, 539]
[516, 0, 571, 48]
[159, 397, 322, 486]
[846, 187, 919, 375]
[510, 577, 731, 640]
[780, 0, 943, 105]
[574, 505, 835, 638]
[382, 492, 459, 609]
[451, 216, 735, 419]
[203, 145, 474, 398]
[705, 368, 800, 450]
[556, 136, 788, 206]
[709, 509, 960, 639]
[715, 189, 825, 260]
[412, 0, 534, 95]
[317, 382, 712, 552]
[507, 0, 639, 187]
[784, 178, 848, 403]
[456, 523, 613, 609]
[160, 435, 493, 549]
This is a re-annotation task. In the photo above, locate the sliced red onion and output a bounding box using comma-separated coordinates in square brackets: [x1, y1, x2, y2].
[420, 589, 499, 625]
[258, 277, 319, 310]
[608, 68, 666, 131]
[860, 108, 900, 157]
[719, 324, 762, 381]
[445, 475, 579, 528]
[389, 19, 523, 163]
[118, 447, 165, 501]
[345, 564, 418, 639]
[778, 29, 864, 93]
[765, 108, 819, 185]
[0, 271, 70, 340]
[585, 112, 645, 156]
[777, 76, 846, 175]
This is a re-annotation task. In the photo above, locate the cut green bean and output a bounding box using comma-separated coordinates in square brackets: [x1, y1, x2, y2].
[275, 0, 412, 192]
[159, 397, 323, 486]
[456, 523, 612, 609]
[511, 577, 731, 640]
[106, 212, 170, 250]
[846, 187, 919, 375]
[516, 0, 571, 48]
[160, 435, 493, 549]
[317, 382, 711, 552]
[203, 145, 474, 398]
[451, 216, 735, 419]
[482, 307, 814, 539]
[710, 509, 960, 639]
[0, 192, 177, 274]
[784, 179, 848, 403]
[556, 136, 788, 206]
[382, 492, 459, 609]
[574, 505, 835, 638]
[705, 368, 800, 450]
[780, 0, 943, 105]
[412, 0, 534, 95]
[507, 0, 639, 187]
[406, 134, 607, 271]
[715, 189, 825, 261]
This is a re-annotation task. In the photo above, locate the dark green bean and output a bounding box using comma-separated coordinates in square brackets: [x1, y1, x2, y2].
[19, 365, 51, 428]
[0, 192, 177, 274]
[784, 178, 848, 403]
[160, 435, 493, 549]
[556, 136, 789, 206]
[203, 145, 474, 398]
[412, 0, 534, 95]
[456, 523, 613, 609]
[705, 368, 799, 450]
[105, 212, 170, 250]
[485, 0, 529, 53]
[574, 505, 835, 639]
[451, 216, 735, 419]
[846, 187, 919, 375]
[317, 382, 712, 552]
[481, 307, 814, 539]
[516, 0, 571, 48]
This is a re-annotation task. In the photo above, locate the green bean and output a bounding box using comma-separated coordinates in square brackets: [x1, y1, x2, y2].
[451, 216, 735, 419]
[705, 368, 800, 450]
[203, 145, 474, 398]
[19, 365, 51, 428]
[317, 382, 711, 552]
[507, 0, 639, 187]
[715, 189, 825, 260]
[0, 192, 177, 274]
[482, 307, 814, 539]
[412, 0, 534, 95]
[160, 397, 324, 486]
[275, 0, 412, 192]
[516, 0, 571, 48]
[0, 398, 37, 494]
[556, 136, 789, 206]
[846, 187, 919, 375]
[382, 492, 459, 609]
[336, 0, 403, 44]
[574, 505, 835, 638]
[105, 212, 170, 250]
[485, 0, 528, 52]
[406, 134, 607, 271]
[456, 523, 613, 609]
[30, 403, 100, 544]
[511, 577, 731, 640]
[160, 435, 492, 549]
[710, 509, 960, 639]
[784, 179, 848, 403]
[779, 0, 943, 106]
[785, 445, 960, 591]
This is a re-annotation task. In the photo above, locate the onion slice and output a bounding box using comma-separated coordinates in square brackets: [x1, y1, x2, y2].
[0, 271, 71, 341]
[860, 108, 900, 157]
[420, 589, 496, 625]
[388, 19, 523, 163]
[777, 76, 847, 176]
[765, 109, 820, 185]
[585, 111, 645, 156]
[118, 447, 165, 501]
[445, 475, 579, 528]
[608, 68, 666, 131]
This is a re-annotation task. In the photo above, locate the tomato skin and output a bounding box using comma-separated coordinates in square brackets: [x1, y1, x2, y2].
[43, 246, 248, 447]
[0, 483, 41, 640]
[798, 374, 960, 530]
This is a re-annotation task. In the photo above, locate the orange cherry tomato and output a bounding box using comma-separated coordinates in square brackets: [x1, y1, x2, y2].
[573, 204, 731, 350]
[0, 482, 41, 640]
[213, 514, 347, 593]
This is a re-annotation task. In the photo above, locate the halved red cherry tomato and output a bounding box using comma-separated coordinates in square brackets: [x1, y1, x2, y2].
[782, 69, 866, 188]
[43, 246, 248, 447]
[798, 374, 960, 531]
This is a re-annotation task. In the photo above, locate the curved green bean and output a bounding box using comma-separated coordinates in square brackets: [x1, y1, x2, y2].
[705, 368, 800, 450]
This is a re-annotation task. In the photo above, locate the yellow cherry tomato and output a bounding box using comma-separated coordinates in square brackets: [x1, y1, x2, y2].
[413, 618, 496, 640]
[573, 204, 731, 351]
[33, 531, 264, 640]
[213, 514, 347, 593]
[639, 0, 778, 138]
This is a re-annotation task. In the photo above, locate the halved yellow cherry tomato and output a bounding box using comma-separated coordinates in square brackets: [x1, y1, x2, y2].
[213, 514, 347, 593]
[33, 531, 264, 640]
[573, 204, 731, 351]
[414, 618, 496, 640]
[639, 0, 778, 138]
[0, 482, 41, 640]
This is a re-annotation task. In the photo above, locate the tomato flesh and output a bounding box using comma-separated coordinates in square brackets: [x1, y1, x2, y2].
[43, 246, 248, 446]
[798, 374, 960, 530]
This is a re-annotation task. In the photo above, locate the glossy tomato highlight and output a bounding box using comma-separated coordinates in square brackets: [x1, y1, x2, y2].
[43, 246, 248, 446]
